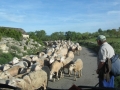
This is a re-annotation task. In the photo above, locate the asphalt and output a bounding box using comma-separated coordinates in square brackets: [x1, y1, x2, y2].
[47, 47, 99, 89]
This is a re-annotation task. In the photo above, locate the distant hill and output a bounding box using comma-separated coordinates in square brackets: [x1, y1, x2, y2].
[0, 26, 27, 34]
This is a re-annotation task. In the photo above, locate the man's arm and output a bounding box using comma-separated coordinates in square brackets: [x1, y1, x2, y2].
[96, 62, 105, 74]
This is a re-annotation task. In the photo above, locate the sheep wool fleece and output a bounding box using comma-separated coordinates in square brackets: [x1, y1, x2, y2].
[23, 70, 47, 89]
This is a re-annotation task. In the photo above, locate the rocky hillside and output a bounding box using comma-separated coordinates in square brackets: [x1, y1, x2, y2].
[0, 37, 42, 57]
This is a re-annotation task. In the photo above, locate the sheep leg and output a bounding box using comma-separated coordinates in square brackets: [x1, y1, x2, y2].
[69, 71, 71, 76]
[60, 69, 64, 78]
[62, 67, 64, 77]
[56, 71, 59, 80]
[74, 71, 77, 81]
[43, 79, 47, 90]
[77, 51, 80, 56]
[78, 70, 80, 78]
[80, 69, 82, 76]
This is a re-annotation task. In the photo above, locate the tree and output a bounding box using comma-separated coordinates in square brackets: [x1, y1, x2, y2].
[82, 32, 90, 40]
[35, 30, 46, 41]
[98, 28, 103, 34]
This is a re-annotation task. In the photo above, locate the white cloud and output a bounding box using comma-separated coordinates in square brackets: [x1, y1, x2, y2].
[107, 11, 120, 14]
[0, 12, 25, 22]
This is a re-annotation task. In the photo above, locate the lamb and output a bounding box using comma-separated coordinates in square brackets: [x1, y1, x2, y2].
[8, 66, 50, 90]
[49, 60, 64, 82]
[68, 58, 83, 81]
[62, 57, 74, 74]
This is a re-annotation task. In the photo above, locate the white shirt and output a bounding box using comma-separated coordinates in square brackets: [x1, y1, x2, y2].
[98, 42, 115, 63]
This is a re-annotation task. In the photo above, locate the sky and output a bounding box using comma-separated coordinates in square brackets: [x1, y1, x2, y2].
[0, 0, 120, 35]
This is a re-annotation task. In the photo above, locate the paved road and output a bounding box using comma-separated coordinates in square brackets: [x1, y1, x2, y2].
[47, 47, 99, 89]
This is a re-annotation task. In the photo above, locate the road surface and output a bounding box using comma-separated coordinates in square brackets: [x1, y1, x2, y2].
[47, 47, 99, 89]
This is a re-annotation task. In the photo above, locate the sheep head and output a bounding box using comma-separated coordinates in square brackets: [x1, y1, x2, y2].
[12, 57, 20, 65]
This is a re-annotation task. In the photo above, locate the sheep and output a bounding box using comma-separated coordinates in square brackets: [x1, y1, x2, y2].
[13, 59, 32, 68]
[21, 55, 32, 61]
[0, 79, 8, 84]
[75, 45, 82, 55]
[8, 77, 34, 90]
[0, 66, 25, 79]
[38, 51, 48, 58]
[49, 56, 56, 64]
[12, 57, 20, 64]
[30, 63, 42, 72]
[8, 66, 49, 90]
[68, 58, 83, 81]
[14, 64, 42, 78]
[66, 51, 74, 59]
[55, 47, 68, 57]
[49, 60, 64, 82]
[0, 64, 12, 71]
[62, 57, 74, 75]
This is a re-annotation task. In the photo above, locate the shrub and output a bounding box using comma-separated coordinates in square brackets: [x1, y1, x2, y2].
[24, 46, 27, 50]
[0, 53, 13, 64]
[115, 76, 120, 88]
[10, 45, 21, 53]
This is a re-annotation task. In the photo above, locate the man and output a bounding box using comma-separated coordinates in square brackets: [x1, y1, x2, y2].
[96, 35, 115, 87]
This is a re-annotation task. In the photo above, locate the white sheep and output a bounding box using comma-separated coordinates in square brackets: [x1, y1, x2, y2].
[12, 57, 20, 65]
[8, 66, 50, 90]
[66, 51, 74, 59]
[68, 58, 83, 81]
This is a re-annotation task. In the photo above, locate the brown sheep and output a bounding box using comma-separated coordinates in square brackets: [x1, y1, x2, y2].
[49, 60, 64, 82]
[69, 58, 83, 81]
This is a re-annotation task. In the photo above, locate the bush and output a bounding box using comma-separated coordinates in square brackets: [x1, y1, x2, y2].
[10, 45, 21, 53]
[115, 76, 120, 88]
[24, 46, 27, 50]
[0, 53, 13, 64]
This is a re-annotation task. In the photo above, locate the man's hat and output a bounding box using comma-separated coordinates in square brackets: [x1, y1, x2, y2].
[97, 35, 106, 42]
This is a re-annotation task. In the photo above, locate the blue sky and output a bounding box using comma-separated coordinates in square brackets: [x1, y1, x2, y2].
[0, 0, 120, 35]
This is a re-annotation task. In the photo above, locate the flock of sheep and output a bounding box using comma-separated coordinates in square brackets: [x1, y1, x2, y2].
[0, 40, 83, 90]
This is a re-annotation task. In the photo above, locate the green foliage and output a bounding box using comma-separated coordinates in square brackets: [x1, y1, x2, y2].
[109, 42, 120, 54]
[26, 40, 29, 45]
[10, 45, 21, 53]
[0, 34, 2, 41]
[0, 53, 13, 64]
[24, 46, 27, 50]
[115, 76, 120, 87]
[0, 51, 22, 64]
[0, 27, 22, 40]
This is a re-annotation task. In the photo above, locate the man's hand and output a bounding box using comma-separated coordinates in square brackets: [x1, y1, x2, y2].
[96, 69, 99, 74]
